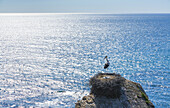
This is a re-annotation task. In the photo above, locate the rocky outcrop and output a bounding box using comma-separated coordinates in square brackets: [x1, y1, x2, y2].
[75, 73, 154, 108]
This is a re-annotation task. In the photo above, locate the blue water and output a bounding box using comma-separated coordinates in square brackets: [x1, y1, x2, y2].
[0, 14, 169, 107]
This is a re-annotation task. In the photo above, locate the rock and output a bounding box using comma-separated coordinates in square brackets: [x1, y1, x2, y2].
[75, 73, 154, 108]
[75, 95, 96, 108]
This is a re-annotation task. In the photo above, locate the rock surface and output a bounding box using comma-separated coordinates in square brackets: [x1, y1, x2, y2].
[75, 73, 154, 108]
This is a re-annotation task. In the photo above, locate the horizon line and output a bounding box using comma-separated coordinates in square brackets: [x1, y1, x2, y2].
[0, 12, 170, 15]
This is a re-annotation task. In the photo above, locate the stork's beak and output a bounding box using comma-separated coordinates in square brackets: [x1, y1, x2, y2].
[104, 56, 107, 59]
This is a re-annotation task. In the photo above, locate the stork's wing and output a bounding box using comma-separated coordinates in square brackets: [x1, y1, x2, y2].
[104, 63, 109, 69]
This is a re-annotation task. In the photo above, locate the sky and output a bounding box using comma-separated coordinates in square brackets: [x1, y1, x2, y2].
[0, 0, 170, 13]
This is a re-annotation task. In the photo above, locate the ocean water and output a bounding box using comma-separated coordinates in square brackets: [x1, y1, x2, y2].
[0, 13, 169, 107]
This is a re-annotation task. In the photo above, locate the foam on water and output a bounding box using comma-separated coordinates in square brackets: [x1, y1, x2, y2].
[0, 14, 169, 107]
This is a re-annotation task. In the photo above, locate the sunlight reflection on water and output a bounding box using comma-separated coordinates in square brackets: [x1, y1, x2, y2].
[0, 14, 169, 107]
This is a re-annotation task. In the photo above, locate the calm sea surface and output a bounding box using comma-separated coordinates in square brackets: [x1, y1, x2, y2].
[0, 14, 169, 107]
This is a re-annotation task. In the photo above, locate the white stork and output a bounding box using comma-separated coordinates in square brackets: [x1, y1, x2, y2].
[104, 56, 110, 69]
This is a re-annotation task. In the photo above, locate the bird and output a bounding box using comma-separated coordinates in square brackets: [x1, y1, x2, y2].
[104, 56, 110, 69]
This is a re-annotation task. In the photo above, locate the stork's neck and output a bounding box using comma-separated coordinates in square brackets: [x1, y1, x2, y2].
[106, 58, 109, 63]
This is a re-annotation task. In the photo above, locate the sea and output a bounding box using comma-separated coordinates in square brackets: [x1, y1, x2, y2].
[0, 13, 169, 108]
